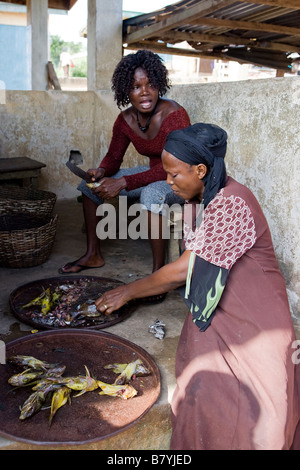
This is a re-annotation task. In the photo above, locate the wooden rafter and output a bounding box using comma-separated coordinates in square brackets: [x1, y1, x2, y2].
[161, 31, 300, 53]
[244, 0, 300, 8]
[188, 17, 300, 37]
[124, 39, 293, 70]
[123, 0, 300, 71]
[124, 0, 237, 44]
[127, 41, 223, 61]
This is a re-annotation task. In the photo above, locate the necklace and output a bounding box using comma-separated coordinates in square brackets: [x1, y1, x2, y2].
[136, 101, 158, 133]
[137, 112, 152, 132]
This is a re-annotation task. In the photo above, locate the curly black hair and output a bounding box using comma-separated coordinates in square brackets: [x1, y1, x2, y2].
[111, 50, 171, 109]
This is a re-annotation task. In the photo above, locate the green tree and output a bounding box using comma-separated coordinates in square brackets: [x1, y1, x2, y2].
[50, 35, 64, 68]
[71, 58, 87, 77]
[50, 35, 87, 77]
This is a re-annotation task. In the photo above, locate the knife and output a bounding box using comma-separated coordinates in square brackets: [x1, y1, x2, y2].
[65, 160, 93, 183]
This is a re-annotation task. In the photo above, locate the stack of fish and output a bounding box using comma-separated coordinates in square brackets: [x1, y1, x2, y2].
[7, 355, 150, 426]
[21, 279, 106, 327]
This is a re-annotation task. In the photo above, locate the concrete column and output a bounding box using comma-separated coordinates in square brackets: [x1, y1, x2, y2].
[27, 0, 49, 90]
[87, 0, 123, 90]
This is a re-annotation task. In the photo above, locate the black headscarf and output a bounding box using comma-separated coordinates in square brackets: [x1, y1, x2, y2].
[164, 123, 227, 207]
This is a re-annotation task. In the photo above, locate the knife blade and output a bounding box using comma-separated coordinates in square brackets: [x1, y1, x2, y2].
[65, 161, 93, 183]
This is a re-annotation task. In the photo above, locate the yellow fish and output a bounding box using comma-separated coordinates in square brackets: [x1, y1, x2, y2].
[8, 369, 44, 387]
[97, 381, 137, 400]
[49, 386, 71, 426]
[104, 359, 150, 385]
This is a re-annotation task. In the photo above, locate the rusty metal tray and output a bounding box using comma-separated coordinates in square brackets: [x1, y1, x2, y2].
[9, 276, 137, 330]
[0, 330, 161, 446]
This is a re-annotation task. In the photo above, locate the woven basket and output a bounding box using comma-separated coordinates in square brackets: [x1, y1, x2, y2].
[0, 213, 58, 268]
[0, 187, 57, 217]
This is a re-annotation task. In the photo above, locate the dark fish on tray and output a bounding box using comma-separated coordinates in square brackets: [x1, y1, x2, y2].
[8, 355, 58, 371]
[13, 278, 132, 329]
[71, 301, 105, 320]
[45, 365, 67, 378]
[19, 382, 61, 420]
[33, 365, 99, 397]
[9, 365, 67, 390]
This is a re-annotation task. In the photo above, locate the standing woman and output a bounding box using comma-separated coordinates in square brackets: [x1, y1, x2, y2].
[95, 123, 300, 450]
[59, 50, 190, 291]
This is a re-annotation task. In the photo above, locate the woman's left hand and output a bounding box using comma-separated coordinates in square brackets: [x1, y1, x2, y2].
[93, 177, 127, 200]
[95, 285, 130, 315]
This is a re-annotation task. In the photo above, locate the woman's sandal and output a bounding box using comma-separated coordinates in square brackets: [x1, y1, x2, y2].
[58, 260, 104, 275]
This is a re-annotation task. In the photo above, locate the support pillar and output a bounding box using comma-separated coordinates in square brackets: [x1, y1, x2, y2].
[27, 0, 49, 90]
[87, 0, 123, 90]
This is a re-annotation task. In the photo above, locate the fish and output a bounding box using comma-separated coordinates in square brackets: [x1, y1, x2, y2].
[31, 366, 67, 391]
[45, 365, 67, 378]
[49, 386, 71, 426]
[51, 291, 62, 303]
[86, 182, 102, 189]
[41, 288, 52, 315]
[10, 366, 66, 391]
[19, 382, 60, 420]
[104, 363, 131, 374]
[43, 366, 99, 397]
[97, 380, 137, 399]
[71, 302, 104, 320]
[22, 289, 49, 309]
[32, 379, 56, 391]
[104, 359, 150, 385]
[8, 355, 58, 371]
[19, 391, 45, 420]
[31, 375, 86, 391]
[22, 288, 61, 315]
[65, 366, 99, 397]
[8, 369, 44, 387]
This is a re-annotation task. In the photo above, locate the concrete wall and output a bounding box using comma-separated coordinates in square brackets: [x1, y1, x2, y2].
[170, 77, 300, 324]
[0, 77, 299, 320]
[0, 90, 119, 197]
[0, 24, 30, 90]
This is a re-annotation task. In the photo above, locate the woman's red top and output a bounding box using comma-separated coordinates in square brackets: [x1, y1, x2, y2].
[99, 107, 191, 191]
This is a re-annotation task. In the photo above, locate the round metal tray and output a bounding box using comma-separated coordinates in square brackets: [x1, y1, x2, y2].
[0, 330, 161, 446]
[9, 276, 137, 330]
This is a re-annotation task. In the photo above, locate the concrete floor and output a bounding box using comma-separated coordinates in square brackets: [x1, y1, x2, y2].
[0, 198, 187, 450]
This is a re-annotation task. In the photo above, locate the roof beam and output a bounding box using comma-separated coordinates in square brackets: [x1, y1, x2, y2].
[124, 0, 237, 44]
[125, 41, 221, 60]
[244, 0, 300, 8]
[125, 40, 292, 70]
[189, 17, 300, 37]
[162, 30, 300, 53]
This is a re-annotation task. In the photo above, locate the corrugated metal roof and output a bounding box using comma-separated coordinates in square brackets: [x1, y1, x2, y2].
[123, 0, 300, 71]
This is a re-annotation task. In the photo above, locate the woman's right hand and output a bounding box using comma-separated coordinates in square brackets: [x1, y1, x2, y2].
[87, 167, 105, 182]
[95, 285, 131, 316]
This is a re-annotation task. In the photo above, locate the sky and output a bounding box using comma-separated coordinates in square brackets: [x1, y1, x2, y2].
[48, 0, 175, 43]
